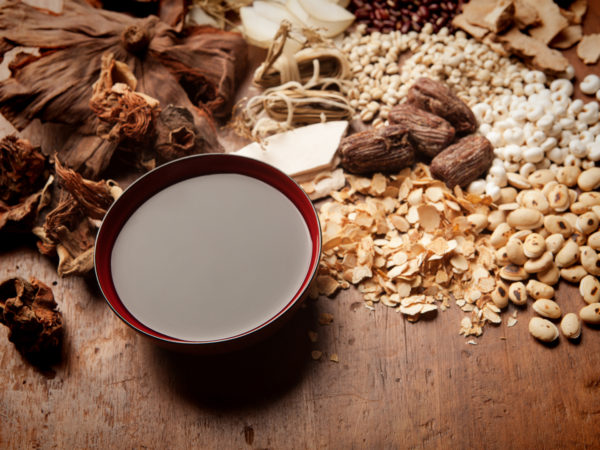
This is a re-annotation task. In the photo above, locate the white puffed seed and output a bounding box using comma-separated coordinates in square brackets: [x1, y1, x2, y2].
[580, 74, 600, 96]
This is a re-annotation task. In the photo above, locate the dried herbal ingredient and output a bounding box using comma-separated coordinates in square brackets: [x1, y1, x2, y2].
[34, 160, 121, 277]
[0, 136, 53, 232]
[406, 77, 478, 135]
[0, 277, 63, 362]
[311, 165, 500, 335]
[233, 22, 354, 140]
[0, 0, 248, 177]
[90, 52, 210, 171]
[339, 125, 415, 175]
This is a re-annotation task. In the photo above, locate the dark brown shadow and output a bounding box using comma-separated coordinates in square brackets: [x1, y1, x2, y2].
[153, 300, 317, 410]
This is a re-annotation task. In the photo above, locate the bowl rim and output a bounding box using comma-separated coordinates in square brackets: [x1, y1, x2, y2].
[94, 153, 322, 346]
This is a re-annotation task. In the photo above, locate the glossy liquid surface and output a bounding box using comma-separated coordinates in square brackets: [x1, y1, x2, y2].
[111, 173, 312, 341]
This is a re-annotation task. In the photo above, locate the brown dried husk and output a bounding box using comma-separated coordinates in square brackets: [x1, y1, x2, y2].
[0, 136, 53, 232]
[0, 277, 63, 362]
[35, 159, 120, 277]
[0, 0, 248, 178]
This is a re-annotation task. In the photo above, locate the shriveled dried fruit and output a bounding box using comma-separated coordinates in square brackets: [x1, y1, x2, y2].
[0, 277, 62, 362]
[430, 135, 494, 188]
[407, 77, 478, 135]
[388, 103, 455, 157]
[339, 125, 414, 174]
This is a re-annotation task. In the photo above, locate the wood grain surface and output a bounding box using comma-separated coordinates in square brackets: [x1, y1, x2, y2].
[2, 3, 600, 449]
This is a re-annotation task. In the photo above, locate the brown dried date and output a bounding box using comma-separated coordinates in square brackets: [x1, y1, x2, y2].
[339, 125, 415, 175]
[430, 135, 493, 188]
[407, 78, 478, 135]
[388, 103, 455, 158]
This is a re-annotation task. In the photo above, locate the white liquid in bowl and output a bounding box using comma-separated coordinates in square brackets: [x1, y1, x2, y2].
[110, 173, 313, 341]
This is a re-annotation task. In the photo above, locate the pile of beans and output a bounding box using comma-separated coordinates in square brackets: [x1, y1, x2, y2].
[348, 0, 465, 34]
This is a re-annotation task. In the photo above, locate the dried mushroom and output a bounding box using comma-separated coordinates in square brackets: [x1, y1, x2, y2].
[34, 160, 121, 277]
[0, 277, 63, 362]
[0, 136, 53, 232]
[0, 0, 248, 178]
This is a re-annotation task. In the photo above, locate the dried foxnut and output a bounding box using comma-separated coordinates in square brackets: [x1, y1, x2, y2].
[499, 202, 519, 212]
[578, 192, 600, 207]
[579, 303, 600, 324]
[544, 215, 573, 238]
[568, 188, 578, 204]
[526, 279, 555, 300]
[520, 190, 550, 213]
[560, 313, 581, 339]
[555, 166, 580, 187]
[560, 265, 588, 283]
[570, 202, 589, 215]
[580, 246, 600, 276]
[495, 246, 510, 265]
[539, 229, 551, 240]
[545, 233, 565, 254]
[490, 222, 513, 248]
[538, 263, 560, 285]
[507, 208, 543, 230]
[579, 274, 600, 304]
[541, 181, 558, 198]
[506, 172, 531, 189]
[499, 187, 518, 204]
[487, 210, 506, 231]
[528, 169, 556, 188]
[500, 264, 529, 281]
[512, 230, 533, 241]
[467, 213, 488, 233]
[523, 233, 546, 258]
[576, 211, 599, 235]
[569, 231, 587, 246]
[547, 184, 570, 212]
[508, 281, 528, 305]
[587, 231, 600, 250]
[506, 238, 527, 265]
[529, 317, 559, 342]
[524, 251, 553, 274]
[563, 212, 578, 229]
[555, 240, 580, 268]
[491, 280, 509, 309]
[532, 299, 562, 319]
[577, 167, 600, 191]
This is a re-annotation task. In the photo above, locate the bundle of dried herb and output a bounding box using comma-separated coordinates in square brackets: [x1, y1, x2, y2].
[0, 0, 247, 178]
[233, 22, 354, 140]
[34, 160, 121, 277]
[0, 136, 53, 232]
[0, 277, 63, 363]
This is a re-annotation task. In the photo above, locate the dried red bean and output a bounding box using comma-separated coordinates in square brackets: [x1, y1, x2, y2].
[349, 0, 464, 34]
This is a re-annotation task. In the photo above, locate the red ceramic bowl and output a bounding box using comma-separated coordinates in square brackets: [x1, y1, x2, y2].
[95, 153, 321, 353]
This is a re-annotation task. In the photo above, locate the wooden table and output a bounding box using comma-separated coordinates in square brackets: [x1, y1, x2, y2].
[2, 4, 600, 449]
